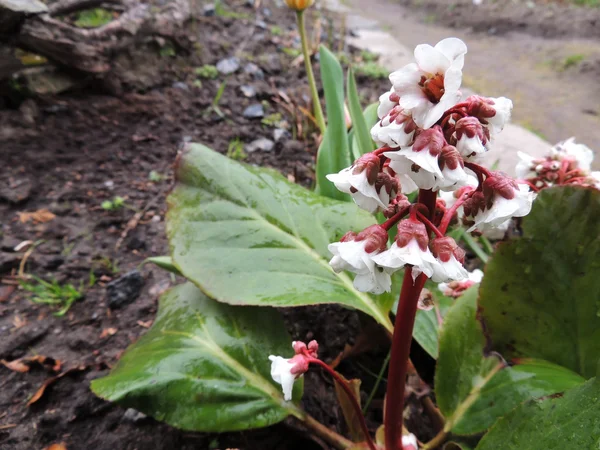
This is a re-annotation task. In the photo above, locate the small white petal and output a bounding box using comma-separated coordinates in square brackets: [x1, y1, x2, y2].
[430, 255, 469, 283]
[515, 151, 536, 179]
[469, 184, 536, 231]
[371, 240, 437, 279]
[269, 356, 297, 401]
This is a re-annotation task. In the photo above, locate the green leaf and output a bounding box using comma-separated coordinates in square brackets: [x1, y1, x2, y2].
[168, 144, 394, 332]
[479, 186, 600, 378]
[413, 282, 454, 359]
[315, 45, 351, 201]
[452, 359, 585, 435]
[347, 66, 373, 159]
[91, 283, 304, 431]
[144, 256, 182, 276]
[475, 375, 600, 450]
[444, 442, 474, 450]
[435, 286, 504, 432]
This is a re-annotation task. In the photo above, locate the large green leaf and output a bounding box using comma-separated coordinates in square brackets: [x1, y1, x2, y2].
[315, 45, 352, 201]
[167, 144, 394, 331]
[435, 286, 504, 432]
[413, 282, 454, 359]
[452, 359, 585, 435]
[476, 371, 600, 450]
[347, 66, 373, 159]
[91, 283, 304, 431]
[479, 186, 600, 378]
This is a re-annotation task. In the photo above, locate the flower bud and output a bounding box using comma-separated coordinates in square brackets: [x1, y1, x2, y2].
[285, 0, 315, 11]
[396, 218, 429, 251]
[412, 126, 445, 157]
[430, 236, 465, 264]
[355, 224, 389, 254]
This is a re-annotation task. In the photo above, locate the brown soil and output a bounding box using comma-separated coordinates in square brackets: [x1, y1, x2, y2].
[0, 2, 402, 450]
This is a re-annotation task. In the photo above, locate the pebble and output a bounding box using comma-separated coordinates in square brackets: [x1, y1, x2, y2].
[273, 128, 290, 142]
[106, 270, 145, 309]
[216, 57, 240, 75]
[240, 85, 257, 98]
[122, 408, 148, 423]
[246, 138, 275, 153]
[203, 3, 215, 16]
[244, 63, 264, 80]
[255, 19, 267, 30]
[243, 104, 265, 119]
[172, 81, 189, 91]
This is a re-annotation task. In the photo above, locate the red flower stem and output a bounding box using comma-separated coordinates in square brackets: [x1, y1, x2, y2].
[384, 269, 428, 450]
[519, 180, 540, 192]
[308, 358, 377, 450]
[384, 188, 437, 450]
[416, 211, 444, 238]
[464, 161, 492, 178]
[382, 206, 410, 231]
[438, 191, 471, 234]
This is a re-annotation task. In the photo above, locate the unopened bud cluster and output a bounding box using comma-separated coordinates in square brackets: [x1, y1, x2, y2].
[326, 38, 536, 294]
[516, 137, 599, 190]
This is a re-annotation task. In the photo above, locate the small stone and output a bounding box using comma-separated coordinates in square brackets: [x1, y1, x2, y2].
[19, 99, 39, 126]
[255, 19, 267, 30]
[240, 85, 257, 97]
[261, 53, 281, 73]
[216, 57, 240, 75]
[246, 138, 275, 153]
[203, 3, 215, 16]
[243, 63, 264, 80]
[104, 180, 114, 189]
[243, 103, 264, 119]
[172, 81, 189, 91]
[1, 235, 21, 252]
[122, 408, 147, 423]
[106, 270, 144, 309]
[0, 174, 32, 204]
[273, 128, 290, 142]
[262, 7, 272, 17]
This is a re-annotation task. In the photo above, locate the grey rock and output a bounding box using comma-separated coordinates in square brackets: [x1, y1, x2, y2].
[122, 408, 147, 423]
[203, 3, 215, 16]
[262, 7, 271, 17]
[243, 103, 264, 119]
[106, 270, 144, 309]
[246, 138, 275, 153]
[216, 57, 240, 75]
[240, 85, 257, 98]
[244, 63, 264, 80]
[0, 174, 32, 203]
[273, 128, 290, 142]
[0, 322, 49, 359]
[261, 53, 281, 73]
[255, 19, 267, 30]
[1, 235, 20, 252]
[172, 81, 189, 91]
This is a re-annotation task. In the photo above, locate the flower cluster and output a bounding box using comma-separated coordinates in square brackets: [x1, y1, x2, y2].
[326, 38, 536, 293]
[516, 137, 599, 190]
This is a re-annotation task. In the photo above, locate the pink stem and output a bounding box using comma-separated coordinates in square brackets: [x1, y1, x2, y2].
[384, 269, 428, 450]
[416, 211, 444, 238]
[384, 189, 437, 450]
[464, 161, 492, 178]
[438, 191, 471, 234]
[382, 206, 410, 231]
[309, 358, 377, 450]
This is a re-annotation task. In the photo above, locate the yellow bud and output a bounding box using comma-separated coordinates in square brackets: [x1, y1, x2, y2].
[285, 0, 315, 11]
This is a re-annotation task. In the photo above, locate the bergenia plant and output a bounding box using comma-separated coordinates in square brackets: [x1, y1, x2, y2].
[270, 37, 536, 449]
[92, 29, 600, 450]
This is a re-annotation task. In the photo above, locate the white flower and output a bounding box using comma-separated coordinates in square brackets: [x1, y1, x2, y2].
[328, 226, 391, 294]
[327, 166, 387, 214]
[435, 145, 475, 192]
[468, 183, 535, 231]
[515, 151, 537, 179]
[438, 268, 483, 297]
[377, 88, 397, 119]
[402, 434, 419, 450]
[268, 356, 297, 401]
[485, 97, 513, 134]
[590, 171, 600, 189]
[479, 218, 510, 240]
[550, 137, 594, 172]
[386, 153, 433, 193]
[371, 107, 417, 148]
[372, 240, 437, 282]
[430, 254, 468, 283]
[390, 38, 467, 129]
[456, 134, 486, 158]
